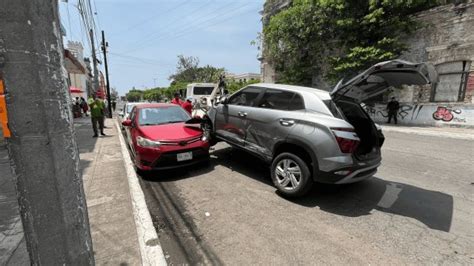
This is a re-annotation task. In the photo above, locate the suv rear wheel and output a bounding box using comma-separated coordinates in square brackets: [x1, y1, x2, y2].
[271, 152, 313, 197]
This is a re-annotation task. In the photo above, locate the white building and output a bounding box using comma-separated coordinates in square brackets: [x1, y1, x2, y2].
[64, 41, 90, 100]
[226, 72, 261, 83]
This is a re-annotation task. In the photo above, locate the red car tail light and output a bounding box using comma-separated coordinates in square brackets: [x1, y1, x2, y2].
[331, 128, 360, 154]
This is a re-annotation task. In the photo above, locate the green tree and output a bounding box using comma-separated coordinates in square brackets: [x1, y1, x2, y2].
[169, 54, 225, 83]
[125, 89, 143, 102]
[143, 88, 163, 102]
[263, 0, 444, 85]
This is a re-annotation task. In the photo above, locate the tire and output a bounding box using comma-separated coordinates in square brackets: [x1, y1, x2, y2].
[271, 152, 313, 197]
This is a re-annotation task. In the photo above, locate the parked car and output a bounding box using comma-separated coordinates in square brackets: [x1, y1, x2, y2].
[205, 60, 437, 196]
[118, 102, 145, 129]
[122, 103, 210, 171]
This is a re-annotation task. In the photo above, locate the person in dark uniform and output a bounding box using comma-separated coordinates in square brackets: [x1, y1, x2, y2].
[386, 97, 400, 124]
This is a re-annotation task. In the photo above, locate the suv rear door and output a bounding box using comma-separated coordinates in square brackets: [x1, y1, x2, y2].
[331, 59, 438, 102]
[214, 86, 262, 146]
[244, 88, 305, 160]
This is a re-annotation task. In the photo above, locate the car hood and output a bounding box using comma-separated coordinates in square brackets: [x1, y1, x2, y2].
[331, 59, 438, 102]
[139, 122, 202, 141]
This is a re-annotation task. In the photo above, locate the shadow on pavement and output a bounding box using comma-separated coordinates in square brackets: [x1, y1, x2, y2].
[211, 146, 454, 232]
[139, 161, 216, 182]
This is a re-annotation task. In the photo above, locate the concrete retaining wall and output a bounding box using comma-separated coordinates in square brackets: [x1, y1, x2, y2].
[365, 103, 474, 128]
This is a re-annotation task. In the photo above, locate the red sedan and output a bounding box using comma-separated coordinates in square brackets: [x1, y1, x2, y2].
[122, 103, 210, 171]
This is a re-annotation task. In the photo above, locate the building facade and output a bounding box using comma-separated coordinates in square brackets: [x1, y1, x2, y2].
[65, 41, 90, 101]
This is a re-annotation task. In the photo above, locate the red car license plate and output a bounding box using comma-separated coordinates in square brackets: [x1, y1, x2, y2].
[177, 152, 193, 162]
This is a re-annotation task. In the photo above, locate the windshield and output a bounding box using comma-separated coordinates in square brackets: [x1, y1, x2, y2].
[193, 86, 214, 95]
[138, 106, 190, 126]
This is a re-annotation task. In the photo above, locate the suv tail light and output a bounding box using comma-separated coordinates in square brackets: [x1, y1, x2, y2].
[331, 128, 360, 154]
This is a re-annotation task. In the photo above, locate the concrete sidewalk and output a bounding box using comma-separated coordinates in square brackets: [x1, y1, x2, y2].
[75, 117, 142, 264]
[0, 117, 143, 265]
[0, 142, 29, 265]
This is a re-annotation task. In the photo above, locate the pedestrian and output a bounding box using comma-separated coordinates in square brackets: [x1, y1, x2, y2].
[182, 97, 193, 115]
[386, 97, 400, 124]
[171, 92, 183, 105]
[89, 95, 106, 137]
[112, 100, 116, 111]
[80, 97, 89, 116]
[72, 101, 82, 118]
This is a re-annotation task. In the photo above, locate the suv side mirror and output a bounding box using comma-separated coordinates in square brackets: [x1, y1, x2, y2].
[122, 119, 132, 127]
[219, 95, 229, 105]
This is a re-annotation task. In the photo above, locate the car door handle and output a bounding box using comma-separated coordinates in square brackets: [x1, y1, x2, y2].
[279, 119, 295, 126]
[238, 112, 248, 117]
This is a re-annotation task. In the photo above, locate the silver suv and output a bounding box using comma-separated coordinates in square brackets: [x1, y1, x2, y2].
[206, 60, 437, 196]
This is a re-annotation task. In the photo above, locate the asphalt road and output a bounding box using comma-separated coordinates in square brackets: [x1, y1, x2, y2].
[138, 129, 474, 265]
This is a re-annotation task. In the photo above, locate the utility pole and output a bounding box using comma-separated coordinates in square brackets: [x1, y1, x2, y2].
[0, 1, 94, 265]
[101, 30, 112, 118]
[90, 29, 99, 95]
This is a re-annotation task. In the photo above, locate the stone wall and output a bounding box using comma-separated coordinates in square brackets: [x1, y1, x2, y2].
[398, 1, 474, 104]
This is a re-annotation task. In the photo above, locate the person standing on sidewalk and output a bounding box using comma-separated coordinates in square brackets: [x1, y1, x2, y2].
[80, 97, 89, 116]
[90, 96, 106, 137]
[386, 97, 400, 124]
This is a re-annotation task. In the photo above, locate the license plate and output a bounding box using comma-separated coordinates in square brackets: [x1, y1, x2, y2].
[177, 152, 193, 162]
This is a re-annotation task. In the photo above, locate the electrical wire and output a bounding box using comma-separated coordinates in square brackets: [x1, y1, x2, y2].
[120, 2, 253, 54]
[109, 52, 175, 67]
[115, 0, 189, 36]
[119, 0, 218, 52]
[122, 2, 256, 54]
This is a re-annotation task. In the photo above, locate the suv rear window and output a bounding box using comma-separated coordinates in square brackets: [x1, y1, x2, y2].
[323, 100, 345, 119]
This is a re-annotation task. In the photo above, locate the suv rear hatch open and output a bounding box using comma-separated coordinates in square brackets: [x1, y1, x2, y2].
[330, 60, 438, 158]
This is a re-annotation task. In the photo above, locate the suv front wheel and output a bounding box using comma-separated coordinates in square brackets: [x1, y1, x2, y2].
[271, 153, 313, 197]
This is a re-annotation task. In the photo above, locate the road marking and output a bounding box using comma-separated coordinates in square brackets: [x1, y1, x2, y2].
[115, 121, 167, 266]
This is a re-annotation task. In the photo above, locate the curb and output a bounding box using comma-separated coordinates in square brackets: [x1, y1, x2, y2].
[381, 125, 474, 140]
[115, 121, 167, 266]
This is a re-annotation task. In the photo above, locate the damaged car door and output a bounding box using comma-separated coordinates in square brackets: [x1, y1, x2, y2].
[213, 87, 262, 146]
[243, 88, 305, 161]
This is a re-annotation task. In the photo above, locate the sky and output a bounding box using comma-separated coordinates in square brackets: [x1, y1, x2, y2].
[59, 0, 264, 96]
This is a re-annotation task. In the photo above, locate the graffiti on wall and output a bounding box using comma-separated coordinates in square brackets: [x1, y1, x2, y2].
[432, 106, 462, 122]
[364, 103, 472, 125]
[364, 104, 425, 121]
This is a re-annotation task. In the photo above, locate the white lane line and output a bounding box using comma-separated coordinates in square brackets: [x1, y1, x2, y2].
[115, 121, 167, 266]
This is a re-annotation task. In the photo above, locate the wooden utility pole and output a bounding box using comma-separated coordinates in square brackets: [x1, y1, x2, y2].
[101, 30, 112, 118]
[0, 1, 94, 264]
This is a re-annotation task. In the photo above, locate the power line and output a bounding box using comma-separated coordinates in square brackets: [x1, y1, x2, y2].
[123, 2, 256, 54]
[155, 3, 256, 42]
[114, 0, 189, 36]
[109, 52, 175, 67]
[123, 3, 252, 53]
[119, 0, 217, 52]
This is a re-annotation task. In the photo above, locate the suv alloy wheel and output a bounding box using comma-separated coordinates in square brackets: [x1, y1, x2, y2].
[271, 152, 313, 197]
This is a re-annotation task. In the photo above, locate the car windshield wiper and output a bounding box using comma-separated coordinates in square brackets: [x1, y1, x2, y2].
[167, 120, 184, 124]
[141, 123, 160, 126]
